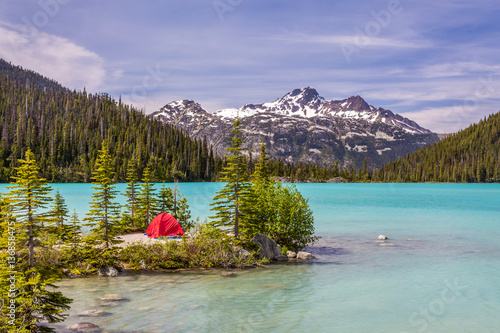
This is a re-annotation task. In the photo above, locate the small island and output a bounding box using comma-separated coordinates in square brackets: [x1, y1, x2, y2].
[0, 120, 318, 332]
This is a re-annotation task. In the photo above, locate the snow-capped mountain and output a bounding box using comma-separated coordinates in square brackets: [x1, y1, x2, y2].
[151, 87, 438, 168]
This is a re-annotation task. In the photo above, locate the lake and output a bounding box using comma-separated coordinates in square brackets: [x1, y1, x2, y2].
[1, 183, 499, 332]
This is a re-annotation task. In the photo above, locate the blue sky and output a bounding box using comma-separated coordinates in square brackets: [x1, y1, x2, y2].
[0, 0, 499, 132]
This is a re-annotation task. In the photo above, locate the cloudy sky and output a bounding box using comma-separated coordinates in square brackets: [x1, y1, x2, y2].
[0, 0, 499, 133]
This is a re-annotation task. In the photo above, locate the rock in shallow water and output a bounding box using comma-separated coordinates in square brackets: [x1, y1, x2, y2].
[378, 235, 388, 240]
[98, 294, 129, 301]
[97, 265, 119, 277]
[77, 310, 112, 317]
[67, 322, 100, 332]
[296, 251, 314, 260]
[251, 233, 282, 260]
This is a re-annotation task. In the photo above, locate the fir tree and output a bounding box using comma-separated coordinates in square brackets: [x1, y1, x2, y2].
[84, 141, 120, 247]
[48, 189, 69, 227]
[136, 166, 158, 228]
[124, 158, 139, 229]
[66, 209, 82, 246]
[253, 141, 270, 183]
[1, 152, 72, 332]
[7, 149, 53, 267]
[158, 185, 174, 213]
[210, 119, 255, 238]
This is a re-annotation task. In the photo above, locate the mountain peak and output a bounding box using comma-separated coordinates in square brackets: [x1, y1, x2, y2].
[283, 87, 322, 103]
[343, 95, 371, 111]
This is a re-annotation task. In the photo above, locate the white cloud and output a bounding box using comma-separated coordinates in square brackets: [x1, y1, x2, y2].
[415, 62, 500, 79]
[270, 33, 430, 49]
[0, 21, 106, 92]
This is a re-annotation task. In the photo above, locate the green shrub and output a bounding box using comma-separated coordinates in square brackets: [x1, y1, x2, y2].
[251, 181, 320, 252]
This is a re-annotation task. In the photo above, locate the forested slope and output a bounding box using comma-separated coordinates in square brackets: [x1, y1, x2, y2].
[376, 112, 500, 182]
[0, 59, 222, 182]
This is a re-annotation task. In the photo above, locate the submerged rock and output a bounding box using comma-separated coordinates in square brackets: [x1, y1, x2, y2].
[221, 271, 236, 277]
[251, 233, 282, 260]
[78, 310, 112, 317]
[276, 254, 288, 261]
[99, 301, 121, 307]
[98, 294, 129, 302]
[296, 251, 314, 260]
[97, 266, 119, 277]
[67, 322, 100, 332]
[263, 283, 286, 289]
[377, 235, 388, 240]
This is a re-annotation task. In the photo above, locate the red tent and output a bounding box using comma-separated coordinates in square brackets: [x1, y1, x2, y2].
[146, 213, 184, 238]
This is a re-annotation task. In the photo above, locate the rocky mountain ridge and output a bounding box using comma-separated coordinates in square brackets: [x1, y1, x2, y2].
[151, 87, 438, 168]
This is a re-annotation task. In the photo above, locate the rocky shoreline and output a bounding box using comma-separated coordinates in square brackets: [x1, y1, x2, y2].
[60, 233, 315, 279]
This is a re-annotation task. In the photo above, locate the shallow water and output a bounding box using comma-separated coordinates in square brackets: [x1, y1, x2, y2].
[2, 183, 500, 332]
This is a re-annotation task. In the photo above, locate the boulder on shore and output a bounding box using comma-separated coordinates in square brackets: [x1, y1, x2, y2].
[67, 322, 100, 332]
[251, 234, 283, 261]
[296, 251, 314, 260]
[286, 251, 297, 258]
[97, 266, 119, 277]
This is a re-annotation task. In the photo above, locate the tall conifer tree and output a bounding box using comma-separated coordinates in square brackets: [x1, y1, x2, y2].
[7, 149, 52, 267]
[136, 165, 158, 228]
[48, 189, 69, 227]
[210, 119, 254, 238]
[124, 158, 139, 228]
[84, 141, 120, 247]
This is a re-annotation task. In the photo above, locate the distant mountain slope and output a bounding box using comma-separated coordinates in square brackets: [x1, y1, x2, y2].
[0, 59, 221, 182]
[377, 112, 500, 182]
[0, 58, 65, 92]
[152, 87, 438, 168]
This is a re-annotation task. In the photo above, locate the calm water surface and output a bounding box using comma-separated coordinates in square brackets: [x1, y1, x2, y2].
[1, 183, 499, 332]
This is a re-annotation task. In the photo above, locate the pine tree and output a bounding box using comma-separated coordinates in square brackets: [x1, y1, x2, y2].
[252, 141, 270, 183]
[136, 166, 158, 228]
[7, 149, 53, 267]
[158, 185, 174, 213]
[66, 209, 82, 246]
[48, 189, 69, 227]
[84, 141, 120, 247]
[210, 119, 254, 238]
[124, 158, 139, 229]
[1, 153, 72, 332]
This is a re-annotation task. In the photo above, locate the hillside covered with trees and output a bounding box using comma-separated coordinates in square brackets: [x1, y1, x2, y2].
[0, 59, 223, 182]
[375, 112, 500, 182]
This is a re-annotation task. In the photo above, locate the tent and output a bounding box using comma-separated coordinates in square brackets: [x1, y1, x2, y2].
[146, 213, 184, 238]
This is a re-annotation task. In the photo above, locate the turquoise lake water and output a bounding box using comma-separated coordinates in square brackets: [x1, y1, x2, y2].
[1, 183, 500, 332]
